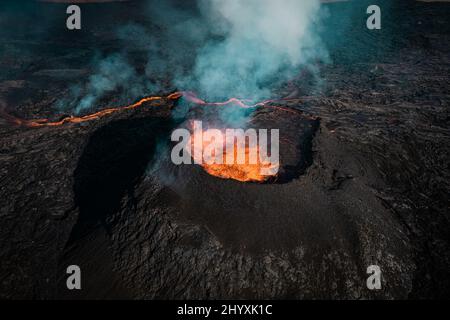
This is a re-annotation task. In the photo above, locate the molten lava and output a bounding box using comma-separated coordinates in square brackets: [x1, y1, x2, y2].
[199, 147, 275, 182]
[0, 93, 183, 128]
[0, 91, 297, 182]
[188, 128, 278, 183]
[0, 91, 302, 128]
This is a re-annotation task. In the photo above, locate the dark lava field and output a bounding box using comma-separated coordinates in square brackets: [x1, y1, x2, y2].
[0, 0, 449, 299]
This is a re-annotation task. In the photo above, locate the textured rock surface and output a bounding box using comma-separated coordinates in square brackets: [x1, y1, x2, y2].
[0, 0, 449, 299]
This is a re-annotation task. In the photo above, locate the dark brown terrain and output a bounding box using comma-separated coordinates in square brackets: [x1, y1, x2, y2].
[0, 0, 449, 299]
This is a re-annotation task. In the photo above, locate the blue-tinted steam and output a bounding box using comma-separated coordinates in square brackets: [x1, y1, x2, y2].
[58, 0, 327, 116]
[57, 53, 154, 114]
[178, 0, 327, 101]
[79, 55, 146, 113]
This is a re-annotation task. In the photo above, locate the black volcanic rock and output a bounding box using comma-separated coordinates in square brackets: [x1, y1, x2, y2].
[248, 107, 320, 182]
[53, 103, 415, 299]
[0, 0, 449, 300]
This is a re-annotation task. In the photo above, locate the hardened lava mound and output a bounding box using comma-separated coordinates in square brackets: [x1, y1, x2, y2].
[51, 101, 413, 299]
[1, 0, 449, 300]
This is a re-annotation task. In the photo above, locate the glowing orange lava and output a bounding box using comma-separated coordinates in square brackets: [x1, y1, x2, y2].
[0, 91, 295, 182]
[0, 93, 183, 128]
[188, 128, 278, 183]
[199, 148, 276, 182]
[0, 91, 302, 128]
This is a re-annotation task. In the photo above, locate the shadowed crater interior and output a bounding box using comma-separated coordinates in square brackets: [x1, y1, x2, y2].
[67, 116, 174, 243]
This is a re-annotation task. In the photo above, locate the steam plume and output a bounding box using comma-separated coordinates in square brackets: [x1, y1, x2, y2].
[179, 0, 326, 101]
[59, 0, 326, 113]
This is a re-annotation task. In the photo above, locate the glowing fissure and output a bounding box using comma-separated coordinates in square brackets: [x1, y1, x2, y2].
[1, 93, 181, 128]
[1, 92, 297, 182]
[1, 92, 301, 128]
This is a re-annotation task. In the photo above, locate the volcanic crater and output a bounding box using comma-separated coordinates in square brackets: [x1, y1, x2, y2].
[48, 98, 413, 299]
[0, 0, 449, 300]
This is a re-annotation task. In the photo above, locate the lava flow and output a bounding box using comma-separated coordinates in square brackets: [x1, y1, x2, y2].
[0, 92, 294, 182]
[0, 91, 302, 128]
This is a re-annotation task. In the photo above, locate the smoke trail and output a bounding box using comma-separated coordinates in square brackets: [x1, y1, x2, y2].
[178, 0, 327, 101]
[58, 1, 208, 114]
[56, 53, 153, 114]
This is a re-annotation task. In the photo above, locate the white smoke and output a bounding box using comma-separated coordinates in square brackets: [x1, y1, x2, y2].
[179, 0, 325, 100]
[59, 0, 326, 114]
